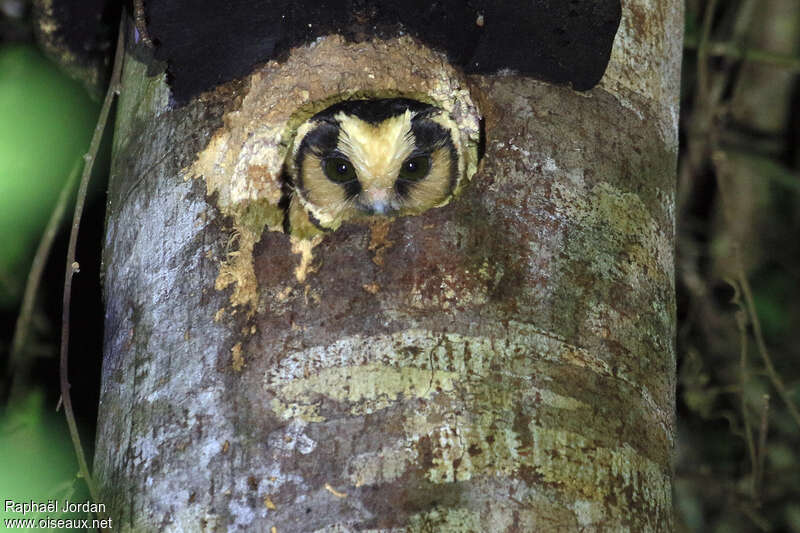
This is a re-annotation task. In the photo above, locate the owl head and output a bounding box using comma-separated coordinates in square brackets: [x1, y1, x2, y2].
[287, 98, 465, 233]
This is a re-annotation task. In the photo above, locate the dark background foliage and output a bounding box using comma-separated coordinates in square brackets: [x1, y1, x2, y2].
[676, 0, 800, 530]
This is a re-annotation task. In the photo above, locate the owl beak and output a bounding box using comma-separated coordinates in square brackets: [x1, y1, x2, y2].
[364, 188, 390, 214]
[372, 201, 389, 215]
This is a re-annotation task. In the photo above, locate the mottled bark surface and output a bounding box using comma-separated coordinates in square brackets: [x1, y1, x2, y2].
[96, 2, 681, 531]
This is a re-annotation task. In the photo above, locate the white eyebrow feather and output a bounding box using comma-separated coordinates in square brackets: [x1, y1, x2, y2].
[334, 110, 417, 189]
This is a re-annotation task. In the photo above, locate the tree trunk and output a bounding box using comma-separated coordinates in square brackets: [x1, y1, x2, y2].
[95, 2, 682, 531]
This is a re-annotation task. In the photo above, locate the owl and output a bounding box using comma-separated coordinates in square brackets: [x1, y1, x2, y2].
[285, 98, 465, 236]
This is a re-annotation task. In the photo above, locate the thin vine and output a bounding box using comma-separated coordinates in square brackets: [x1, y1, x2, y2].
[58, 16, 126, 529]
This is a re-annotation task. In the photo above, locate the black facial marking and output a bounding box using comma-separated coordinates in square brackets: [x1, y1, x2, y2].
[409, 117, 458, 192]
[295, 120, 339, 192]
[394, 178, 411, 198]
[300, 120, 340, 158]
[342, 179, 362, 201]
[279, 168, 294, 234]
[409, 117, 451, 152]
[306, 209, 332, 232]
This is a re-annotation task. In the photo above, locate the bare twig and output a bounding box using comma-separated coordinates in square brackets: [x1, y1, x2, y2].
[739, 502, 771, 532]
[6, 158, 81, 404]
[685, 37, 800, 73]
[754, 394, 770, 502]
[729, 0, 758, 43]
[59, 16, 125, 525]
[687, 0, 726, 191]
[739, 266, 800, 428]
[713, 152, 800, 431]
[694, 0, 759, 128]
[696, 0, 719, 101]
[729, 279, 758, 498]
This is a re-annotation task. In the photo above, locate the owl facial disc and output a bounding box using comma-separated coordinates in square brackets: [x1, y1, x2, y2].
[288, 98, 463, 231]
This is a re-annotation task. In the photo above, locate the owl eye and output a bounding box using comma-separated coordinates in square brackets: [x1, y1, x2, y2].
[399, 155, 431, 182]
[323, 157, 357, 183]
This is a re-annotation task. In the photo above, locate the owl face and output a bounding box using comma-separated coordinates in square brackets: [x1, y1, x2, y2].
[288, 98, 461, 231]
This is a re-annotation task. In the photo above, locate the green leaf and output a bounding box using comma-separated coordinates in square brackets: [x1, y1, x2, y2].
[0, 44, 98, 308]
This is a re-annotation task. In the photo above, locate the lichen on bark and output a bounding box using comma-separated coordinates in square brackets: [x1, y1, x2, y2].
[97, 2, 681, 530]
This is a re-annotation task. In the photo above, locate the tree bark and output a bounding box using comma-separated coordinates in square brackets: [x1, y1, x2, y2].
[96, 2, 682, 531]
